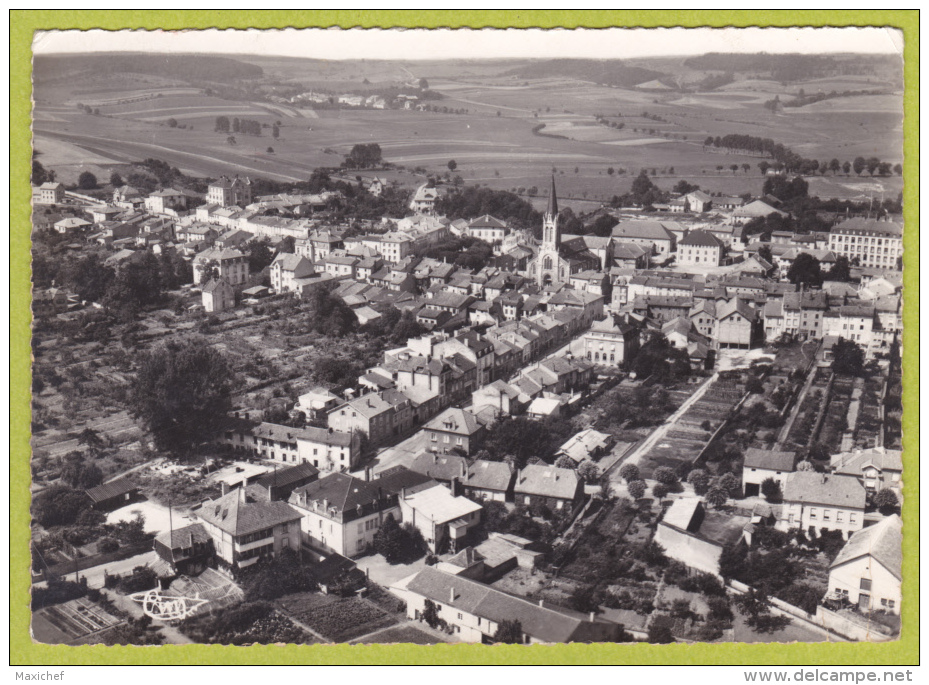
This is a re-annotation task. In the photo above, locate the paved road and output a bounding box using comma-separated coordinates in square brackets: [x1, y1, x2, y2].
[42, 551, 160, 590]
[609, 373, 719, 479]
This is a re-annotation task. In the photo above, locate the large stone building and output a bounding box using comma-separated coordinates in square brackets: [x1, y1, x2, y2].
[828, 218, 903, 271]
[529, 177, 598, 287]
[208, 175, 253, 207]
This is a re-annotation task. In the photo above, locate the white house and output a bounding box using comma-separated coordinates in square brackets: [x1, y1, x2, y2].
[827, 514, 902, 614]
[741, 448, 796, 498]
[778, 472, 867, 538]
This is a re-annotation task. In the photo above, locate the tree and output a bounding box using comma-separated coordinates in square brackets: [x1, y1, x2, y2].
[865, 157, 880, 176]
[447, 160, 457, 172]
[872, 489, 899, 515]
[109, 172, 124, 187]
[61, 459, 104, 489]
[829, 158, 841, 175]
[226, 136, 237, 146]
[831, 338, 865, 377]
[128, 337, 236, 453]
[705, 486, 728, 509]
[418, 77, 429, 90]
[215, 116, 230, 133]
[826, 255, 851, 282]
[758, 161, 771, 176]
[786, 252, 823, 288]
[77, 171, 98, 190]
[32, 158, 56, 186]
[852, 156, 866, 176]
[619, 462, 640, 483]
[654, 466, 678, 485]
[760, 478, 783, 503]
[647, 623, 675, 644]
[576, 461, 600, 483]
[757, 244, 773, 265]
[422, 599, 440, 628]
[493, 619, 524, 644]
[167, 118, 178, 128]
[893, 163, 903, 176]
[266, 147, 275, 154]
[796, 460, 814, 472]
[272, 124, 280, 139]
[627, 480, 647, 500]
[842, 161, 851, 175]
[687, 468, 710, 495]
[718, 472, 740, 494]
[652, 483, 670, 500]
[554, 455, 576, 470]
[742, 163, 751, 174]
[31, 486, 92, 528]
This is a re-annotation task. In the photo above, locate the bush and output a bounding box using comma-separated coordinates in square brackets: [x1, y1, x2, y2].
[239, 548, 318, 601]
[654, 466, 678, 485]
[97, 537, 120, 553]
[651, 483, 670, 500]
[627, 480, 646, 500]
[760, 477, 783, 503]
[776, 583, 825, 615]
[117, 566, 158, 594]
[619, 463, 640, 483]
[32, 579, 87, 609]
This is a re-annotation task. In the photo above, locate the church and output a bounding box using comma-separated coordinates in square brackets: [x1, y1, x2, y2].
[528, 176, 601, 287]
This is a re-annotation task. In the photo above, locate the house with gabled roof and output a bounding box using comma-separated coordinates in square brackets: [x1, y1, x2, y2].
[827, 514, 902, 614]
[193, 247, 248, 286]
[514, 464, 584, 511]
[391, 566, 628, 643]
[289, 472, 401, 558]
[742, 448, 796, 497]
[716, 297, 762, 349]
[678, 229, 725, 266]
[611, 219, 677, 257]
[398, 482, 483, 553]
[466, 215, 508, 244]
[422, 407, 485, 456]
[779, 472, 867, 538]
[831, 447, 903, 499]
[153, 523, 215, 577]
[196, 486, 303, 571]
[269, 253, 315, 293]
[85, 478, 140, 511]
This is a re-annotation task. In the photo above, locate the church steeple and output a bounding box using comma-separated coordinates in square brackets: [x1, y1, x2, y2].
[541, 175, 560, 249]
[546, 174, 559, 217]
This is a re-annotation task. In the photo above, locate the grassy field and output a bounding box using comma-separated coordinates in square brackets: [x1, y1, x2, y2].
[33, 63, 903, 199]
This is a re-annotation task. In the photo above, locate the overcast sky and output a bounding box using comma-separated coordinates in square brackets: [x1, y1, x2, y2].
[33, 26, 903, 60]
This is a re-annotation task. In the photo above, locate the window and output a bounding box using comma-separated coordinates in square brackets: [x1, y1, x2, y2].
[809, 508, 818, 520]
[823, 511, 831, 521]
[457, 613, 463, 620]
[860, 578, 872, 591]
[881, 599, 895, 609]
[836, 512, 844, 523]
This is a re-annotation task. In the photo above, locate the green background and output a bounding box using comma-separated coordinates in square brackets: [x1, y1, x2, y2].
[10, 10, 919, 666]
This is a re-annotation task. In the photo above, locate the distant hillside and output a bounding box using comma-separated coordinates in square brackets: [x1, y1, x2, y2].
[33, 52, 264, 84]
[683, 52, 901, 85]
[505, 59, 666, 89]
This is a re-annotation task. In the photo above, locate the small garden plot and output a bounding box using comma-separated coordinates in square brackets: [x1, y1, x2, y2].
[279, 593, 397, 643]
[180, 601, 314, 645]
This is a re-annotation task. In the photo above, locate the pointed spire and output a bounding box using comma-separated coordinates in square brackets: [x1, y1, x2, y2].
[546, 175, 558, 217]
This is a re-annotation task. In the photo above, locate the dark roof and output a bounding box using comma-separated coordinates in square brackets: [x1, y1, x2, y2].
[546, 175, 558, 216]
[374, 466, 439, 496]
[198, 489, 302, 536]
[154, 523, 211, 550]
[410, 452, 469, 482]
[290, 472, 383, 515]
[743, 448, 796, 472]
[402, 567, 623, 643]
[85, 477, 138, 503]
[783, 472, 866, 510]
[254, 462, 320, 490]
[680, 230, 723, 248]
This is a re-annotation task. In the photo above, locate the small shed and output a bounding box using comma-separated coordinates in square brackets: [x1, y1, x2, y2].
[85, 477, 140, 511]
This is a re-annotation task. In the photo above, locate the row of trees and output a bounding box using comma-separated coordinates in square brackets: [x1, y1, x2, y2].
[214, 116, 269, 137]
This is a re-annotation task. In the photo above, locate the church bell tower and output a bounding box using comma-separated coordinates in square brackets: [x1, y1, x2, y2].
[537, 175, 561, 286]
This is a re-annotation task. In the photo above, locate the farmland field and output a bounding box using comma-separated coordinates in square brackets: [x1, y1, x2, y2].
[32, 55, 903, 199]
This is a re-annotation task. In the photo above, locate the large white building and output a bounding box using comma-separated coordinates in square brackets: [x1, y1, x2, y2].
[828, 218, 903, 271]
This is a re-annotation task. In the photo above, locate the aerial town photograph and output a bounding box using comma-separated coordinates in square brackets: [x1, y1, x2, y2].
[27, 26, 905, 648]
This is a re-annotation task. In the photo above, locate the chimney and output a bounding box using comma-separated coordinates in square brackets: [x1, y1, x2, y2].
[400, 487, 406, 501]
[538, 599, 544, 608]
[461, 461, 467, 479]
[365, 466, 372, 482]
[221, 481, 229, 496]
[821, 473, 827, 484]
[589, 611, 596, 622]
[450, 477, 461, 498]
[450, 587, 456, 603]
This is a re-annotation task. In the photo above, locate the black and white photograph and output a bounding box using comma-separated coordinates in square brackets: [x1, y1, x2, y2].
[28, 26, 905, 648]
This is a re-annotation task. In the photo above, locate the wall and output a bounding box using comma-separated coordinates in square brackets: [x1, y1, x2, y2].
[814, 605, 896, 642]
[654, 523, 723, 577]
